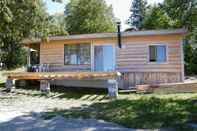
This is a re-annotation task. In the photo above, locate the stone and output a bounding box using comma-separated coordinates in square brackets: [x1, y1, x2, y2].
[107, 79, 118, 98]
[40, 80, 50, 94]
[6, 79, 15, 92]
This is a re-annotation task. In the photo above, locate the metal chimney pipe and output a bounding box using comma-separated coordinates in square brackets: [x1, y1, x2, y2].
[117, 21, 122, 48]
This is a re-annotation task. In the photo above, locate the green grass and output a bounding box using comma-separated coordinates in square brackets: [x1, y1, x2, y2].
[0, 73, 196, 130]
[45, 93, 197, 130]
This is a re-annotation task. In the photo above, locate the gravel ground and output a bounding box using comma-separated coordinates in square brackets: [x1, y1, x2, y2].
[0, 89, 132, 131]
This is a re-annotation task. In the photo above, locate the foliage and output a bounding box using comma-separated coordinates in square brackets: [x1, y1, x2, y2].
[162, 0, 197, 30]
[65, 0, 116, 34]
[0, 0, 67, 69]
[127, 0, 148, 29]
[184, 43, 197, 75]
[141, 0, 197, 31]
[0, 0, 46, 39]
[0, 0, 45, 69]
[47, 14, 68, 37]
[0, 35, 26, 69]
[141, 5, 172, 29]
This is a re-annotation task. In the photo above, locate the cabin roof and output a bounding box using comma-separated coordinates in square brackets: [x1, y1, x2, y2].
[23, 28, 186, 44]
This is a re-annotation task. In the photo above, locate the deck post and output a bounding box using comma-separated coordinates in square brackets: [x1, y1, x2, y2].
[40, 80, 50, 94]
[27, 47, 31, 69]
[107, 79, 118, 98]
[6, 78, 15, 92]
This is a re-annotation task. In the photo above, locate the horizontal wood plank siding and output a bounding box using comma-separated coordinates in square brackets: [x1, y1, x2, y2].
[40, 43, 91, 71]
[121, 72, 181, 88]
[40, 35, 182, 73]
[38, 33, 183, 88]
[40, 43, 64, 64]
[116, 41, 182, 73]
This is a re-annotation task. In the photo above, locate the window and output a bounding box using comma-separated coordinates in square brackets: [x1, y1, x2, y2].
[64, 44, 90, 65]
[149, 45, 167, 62]
[94, 45, 115, 71]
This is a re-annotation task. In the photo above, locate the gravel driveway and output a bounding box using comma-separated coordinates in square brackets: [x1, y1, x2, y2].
[0, 89, 132, 131]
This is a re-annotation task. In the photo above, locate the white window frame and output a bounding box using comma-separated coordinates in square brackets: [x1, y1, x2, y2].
[147, 44, 168, 64]
[91, 43, 116, 71]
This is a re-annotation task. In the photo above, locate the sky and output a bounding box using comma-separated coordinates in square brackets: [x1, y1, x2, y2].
[43, 0, 164, 30]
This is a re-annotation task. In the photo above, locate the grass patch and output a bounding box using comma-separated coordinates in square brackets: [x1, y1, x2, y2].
[46, 95, 197, 130]
[0, 82, 5, 87]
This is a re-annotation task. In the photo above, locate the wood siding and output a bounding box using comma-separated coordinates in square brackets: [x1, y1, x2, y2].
[40, 43, 91, 71]
[116, 41, 182, 73]
[121, 72, 181, 88]
[39, 34, 184, 88]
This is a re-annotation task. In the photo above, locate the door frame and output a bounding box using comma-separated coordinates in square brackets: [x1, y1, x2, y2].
[91, 43, 116, 71]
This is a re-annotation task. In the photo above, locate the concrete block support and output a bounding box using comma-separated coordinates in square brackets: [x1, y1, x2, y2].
[107, 79, 118, 98]
[6, 79, 15, 92]
[40, 80, 50, 94]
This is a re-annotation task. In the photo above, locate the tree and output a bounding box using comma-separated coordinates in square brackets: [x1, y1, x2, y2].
[141, 5, 172, 29]
[47, 14, 68, 36]
[127, 0, 147, 30]
[162, 0, 197, 75]
[0, 0, 46, 69]
[64, 0, 116, 34]
[184, 43, 197, 75]
[162, 0, 197, 30]
[0, 0, 67, 69]
[0, 35, 26, 69]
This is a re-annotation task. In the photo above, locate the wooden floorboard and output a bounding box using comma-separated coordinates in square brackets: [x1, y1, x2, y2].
[4, 71, 121, 80]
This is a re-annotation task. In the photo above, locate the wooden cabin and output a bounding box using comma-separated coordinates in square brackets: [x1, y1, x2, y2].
[23, 29, 185, 89]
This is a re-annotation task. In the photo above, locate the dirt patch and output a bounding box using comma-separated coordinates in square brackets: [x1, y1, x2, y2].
[0, 89, 131, 131]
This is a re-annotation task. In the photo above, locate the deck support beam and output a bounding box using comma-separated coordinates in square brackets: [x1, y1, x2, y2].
[27, 47, 31, 68]
[107, 79, 118, 98]
[6, 79, 15, 92]
[40, 80, 50, 94]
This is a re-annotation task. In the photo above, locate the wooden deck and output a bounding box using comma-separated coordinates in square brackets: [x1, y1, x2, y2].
[5, 71, 121, 80]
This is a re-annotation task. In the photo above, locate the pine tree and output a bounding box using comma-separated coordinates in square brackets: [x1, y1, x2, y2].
[128, 0, 147, 30]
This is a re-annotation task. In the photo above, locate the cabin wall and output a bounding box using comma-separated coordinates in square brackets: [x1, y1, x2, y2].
[121, 72, 181, 88]
[40, 42, 91, 71]
[116, 41, 182, 73]
[39, 34, 184, 88]
[115, 36, 183, 88]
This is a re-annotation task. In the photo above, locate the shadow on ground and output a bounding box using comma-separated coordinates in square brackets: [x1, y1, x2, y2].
[10, 80, 109, 101]
[0, 82, 5, 87]
[45, 97, 197, 130]
[0, 112, 131, 131]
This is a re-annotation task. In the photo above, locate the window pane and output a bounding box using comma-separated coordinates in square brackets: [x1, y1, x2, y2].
[64, 44, 90, 65]
[149, 46, 157, 62]
[149, 45, 166, 62]
[79, 44, 90, 64]
[157, 45, 166, 62]
[94, 46, 104, 71]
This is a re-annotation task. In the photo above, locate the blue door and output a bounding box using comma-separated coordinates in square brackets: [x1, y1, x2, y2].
[94, 45, 115, 71]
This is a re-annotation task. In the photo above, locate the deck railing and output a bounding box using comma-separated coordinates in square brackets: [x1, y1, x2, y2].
[28, 63, 91, 72]
[28, 64, 50, 72]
